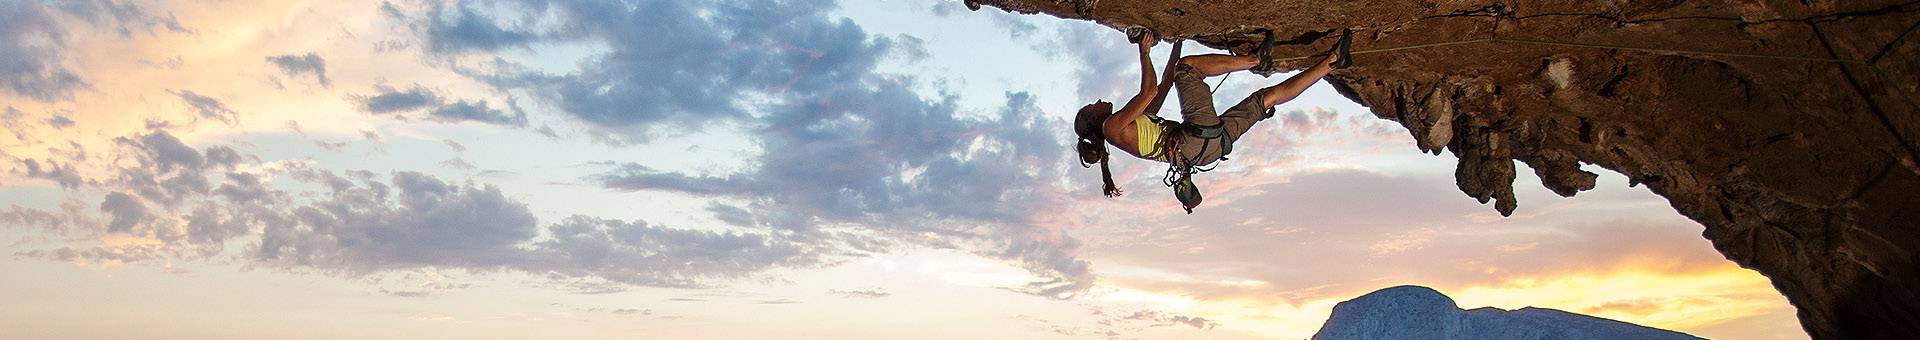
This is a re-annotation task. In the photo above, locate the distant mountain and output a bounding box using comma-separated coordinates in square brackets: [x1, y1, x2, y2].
[1310, 285, 1704, 340]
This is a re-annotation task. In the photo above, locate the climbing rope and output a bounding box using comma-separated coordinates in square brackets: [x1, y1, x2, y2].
[1267, 37, 1869, 64]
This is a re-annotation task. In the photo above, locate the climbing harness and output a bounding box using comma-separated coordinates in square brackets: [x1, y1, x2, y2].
[1143, 112, 1237, 214]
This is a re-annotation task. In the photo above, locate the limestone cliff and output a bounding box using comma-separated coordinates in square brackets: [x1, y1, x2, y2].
[965, 1, 1920, 339]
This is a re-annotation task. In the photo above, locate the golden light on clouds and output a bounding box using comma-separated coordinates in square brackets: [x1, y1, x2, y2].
[2, 0, 492, 152]
[1450, 264, 1791, 332]
[1084, 281, 1347, 340]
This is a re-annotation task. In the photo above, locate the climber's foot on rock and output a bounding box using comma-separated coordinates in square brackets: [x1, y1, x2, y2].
[1332, 29, 1354, 69]
[1250, 29, 1279, 77]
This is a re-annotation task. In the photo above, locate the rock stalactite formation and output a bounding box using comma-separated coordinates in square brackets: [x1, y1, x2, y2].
[966, 1, 1920, 339]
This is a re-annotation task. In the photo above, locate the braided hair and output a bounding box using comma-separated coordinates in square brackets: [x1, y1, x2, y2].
[1074, 101, 1121, 197]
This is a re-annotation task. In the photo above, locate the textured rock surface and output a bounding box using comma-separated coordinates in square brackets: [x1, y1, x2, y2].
[967, 1, 1920, 339]
[1312, 286, 1702, 340]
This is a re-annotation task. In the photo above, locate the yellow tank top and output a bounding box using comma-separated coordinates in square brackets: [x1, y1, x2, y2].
[1135, 115, 1167, 161]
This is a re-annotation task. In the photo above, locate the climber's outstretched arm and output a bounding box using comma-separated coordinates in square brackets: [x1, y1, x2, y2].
[1105, 32, 1161, 133]
[1144, 39, 1184, 114]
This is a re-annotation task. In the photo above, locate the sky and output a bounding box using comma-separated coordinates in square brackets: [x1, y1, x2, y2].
[0, 0, 1808, 339]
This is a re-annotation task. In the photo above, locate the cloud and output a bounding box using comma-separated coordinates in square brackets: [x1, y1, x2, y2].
[890, 34, 931, 62]
[385, 290, 434, 298]
[594, 164, 754, 196]
[1, 106, 24, 138]
[353, 84, 527, 126]
[0, 3, 90, 101]
[0, 106, 29, 141]
[46, 114, 75, 129]
[401, 0, 1094, 293]
[5, 0, 1091, 298]
[378, 1, 407, 19]
[926, 1, 959, 17]
[439, 158, 477, 171]
[0, 201, 98, 236]
[360, 130, 387, 151]
[22, 158, 86, 189]
[15, 245, 165, 265]
[422, 1, 542, 54]
[988, 10, 1039, 39]
[168, 90, 237, 124]
[1584, 299, 1672, 316]
[1034, 23, 1133, 100]
[14, 130, 257, 249]
[266, 53, 331, 87]
[381, 277, 473, 298]
[590, 90, 1089, 294]
[101, 130, 242, 208]
[205, 145, 243, 167]
[48, 0, 192, 38]
[595, 90, 1065, 225]
[133, 130, 207, 172]
[1121, 310, 1220, 329]
[98, 192, 149, 233]
[434, 0, 913, 140]
[705, 202, 757, 227]
[534, 124, 559, 138]
[429, 99, 527, 126]
[7, 128, 832, 288]
[610, 308, 647, 315]
[827, 288, 891, 298]
[442, 139, 467, 153]
[1370, 227, 1439, 257]
[213, 172, 275, 203]
[258, 171, 539, 270]
[11, 129, 246, 240]
[358, 84, 442, 113]
[1082, 166, 1735, 309]
[0, 1, 191, 101]
[526, 215, 820, 287]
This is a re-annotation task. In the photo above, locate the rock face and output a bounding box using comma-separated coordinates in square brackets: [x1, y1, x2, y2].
[1312, 286, 1703, 340]
[966, 1, 1920, 339]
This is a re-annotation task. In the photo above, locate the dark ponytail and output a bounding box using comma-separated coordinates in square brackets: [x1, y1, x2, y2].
[1077, 139, 1121, 197]
[1074, 102, 1121, 197]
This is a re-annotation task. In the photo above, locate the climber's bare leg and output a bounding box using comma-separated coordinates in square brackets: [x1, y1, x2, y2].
[1257, 53, 1340, 107]
[1177, 54, 1258, 77]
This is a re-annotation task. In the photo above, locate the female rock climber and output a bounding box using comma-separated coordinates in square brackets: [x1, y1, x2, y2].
[1074, 29, 1353, 212]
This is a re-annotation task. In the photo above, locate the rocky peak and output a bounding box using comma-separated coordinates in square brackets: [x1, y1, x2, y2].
[1313, 285, 1702, 340]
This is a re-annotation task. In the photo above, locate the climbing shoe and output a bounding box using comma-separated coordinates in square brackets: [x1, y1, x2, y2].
[1250, 29, 1278, 77]
[1332, 29, 1354, 69]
